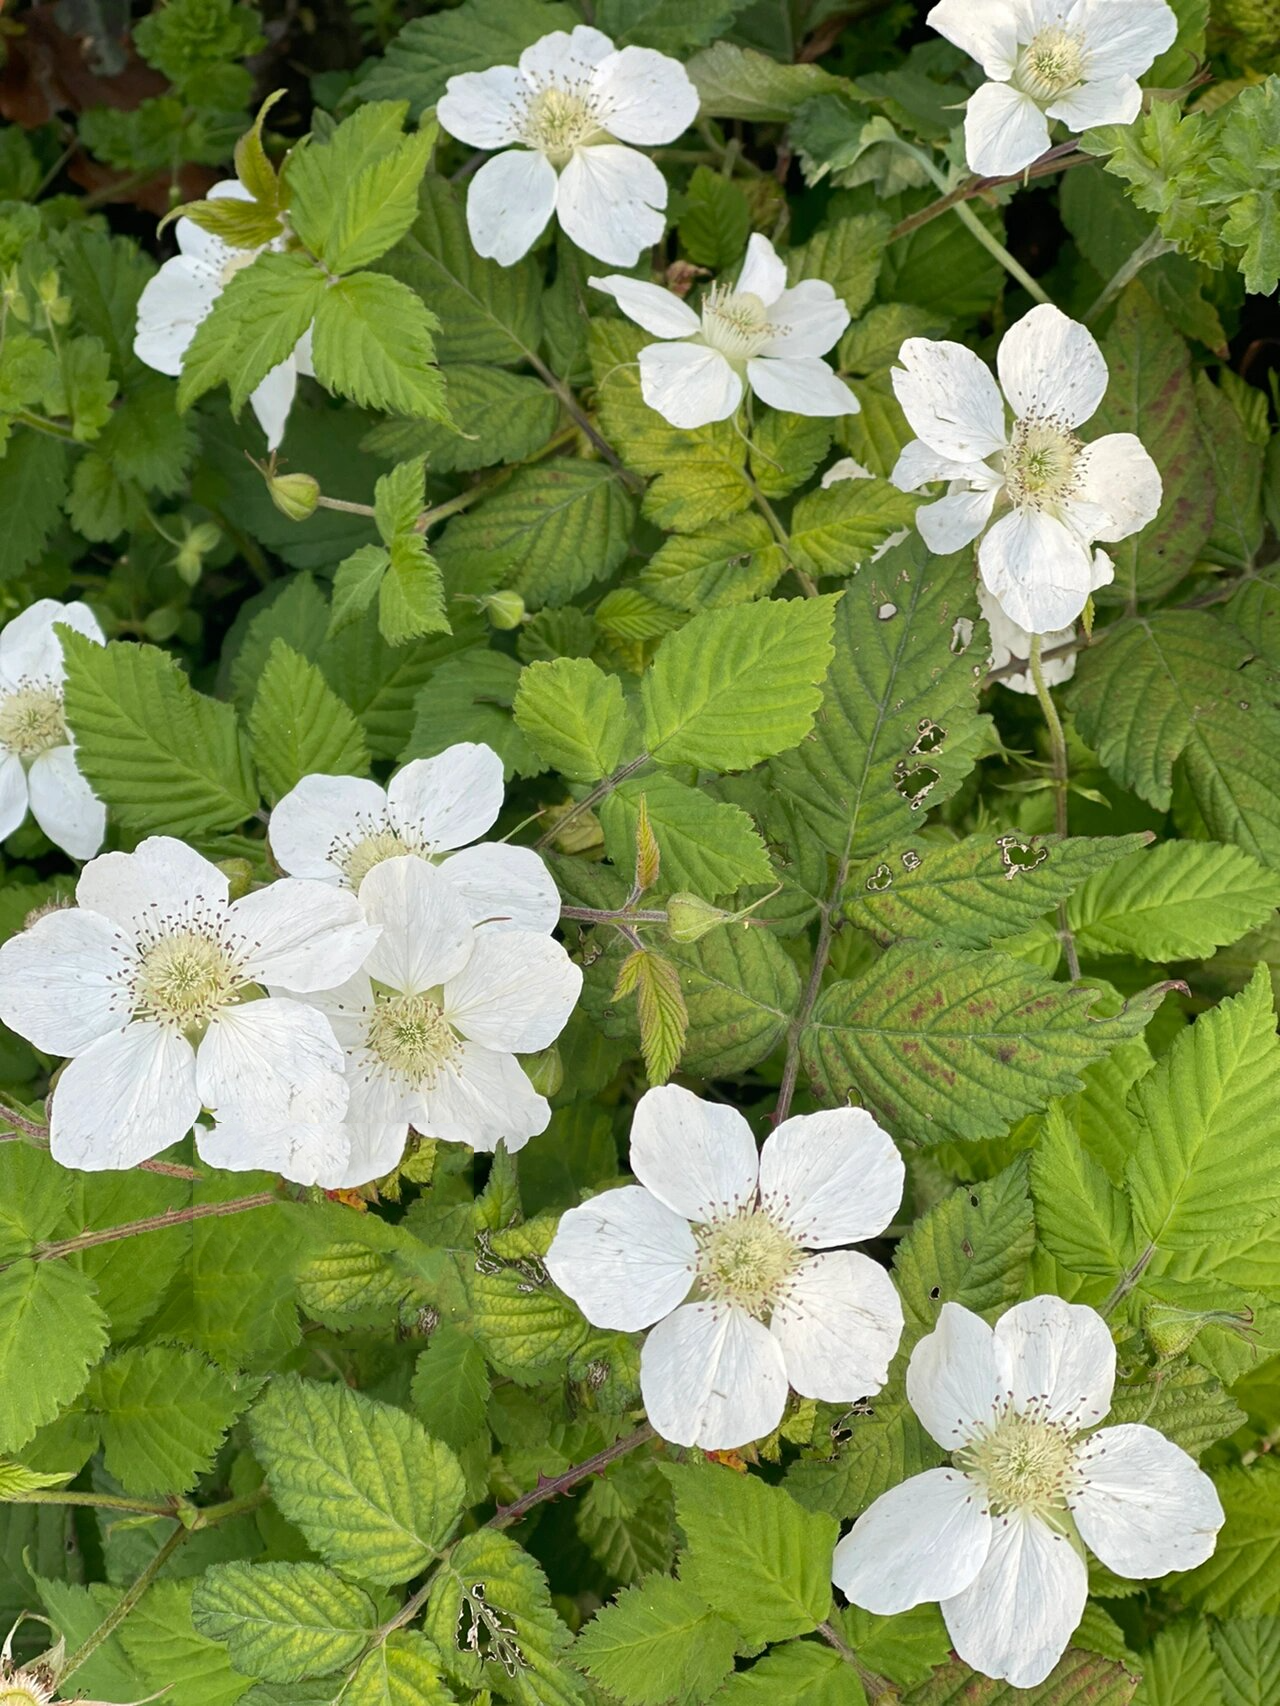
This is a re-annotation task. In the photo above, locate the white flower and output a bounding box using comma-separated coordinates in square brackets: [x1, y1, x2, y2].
[268, 744, 558, 934]
[591, 234, 860, 429]
[832, 1297, 1224, 1689]
[300, 855, 582, 1167]
[133, 180, 313, 451]
[545, 1086, 905, 1450]
[437, 25, 698, 267]
[0, 599, 106, 860]
[0, 837, 377, 1176]
[929, 0, 1178, 177]
[980, 586, 1077, 693]
[891, 303, 1161, 631]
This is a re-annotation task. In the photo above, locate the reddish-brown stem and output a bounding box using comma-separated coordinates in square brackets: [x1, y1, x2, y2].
[18, 1191, 278, 1268]
[491, 1424, 657, 1529]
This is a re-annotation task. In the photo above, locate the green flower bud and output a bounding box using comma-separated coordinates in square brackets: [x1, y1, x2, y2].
[483, 590, 526, 629]
[216, 858, 254, 901]
[1143, 1298, 1256, 1360]
[667, 892, 737, 942]
[521, 1044, 563, 1098]
[267, 472, 320, 521]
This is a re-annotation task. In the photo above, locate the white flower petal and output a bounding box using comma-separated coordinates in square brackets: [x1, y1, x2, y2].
[822, 456, 874, 486]
[268, 773, 389, 882]
[0, 753, 28, 841]
[588, 273, 700, 338]
[76, 836, 228, 936]
[926, 0, 1021, 77]
[26, 746, 105, 861]
[387, 744, 505, 851]
[197, 1111, 351, 1187]
[1075, 0, 1178, 76]
[980, 585, 1076, 693]
[759, 280, 850, 358]
[519, 24, 615, 81]
[438, 842, 560, 934]
[1071, 1423, 1224, 1576]
[0, 598, 102, 682]
[357, 856, 475, 995]
[833, 1469, 992, 1613]
[557, 144, 667, 266]
[436, 65, 527, 148]
[466, 149, 559, 266]
[907, 1301, 1004, 1450]
[638, 341, 742, 428]
[773, 1249, 903, 1401]
[0, 905, 131, 1054]
[133, 255, 222, 376]
[198, 996, 347, 1125]
[893, 338, 1007, 463]
[415, 1041, 549, 1151]
[1073, 432, 1162, 542]
[629, 1084, 759, 1223]
[997, 304, 1108, 428]
[1047, 73, 1142, 130]
[735, 233, 788, 305]
[994, 1295, 1116, 1429]
[443, 929, 581, 1052]
[963, 80, 1052, 179]
[941, 1510, 1088, 1690]
[545, 1185, 697, 1330]
[979, 507, 1098, 631]
[747, 355, 860, 418]
[892, 439, 996, 492]
[51, 1023, 199, 1170]
[326, 1119, 409, 1189]
[249, 354, 300, 452]
[916, 484, 1001, 553]
[759, 1107, 904, 1246]
[300, 970, 373, 1051]
[591, 46, 699, 144]
[234, 879, 378, 991]
[640, 1302, 788, 1449]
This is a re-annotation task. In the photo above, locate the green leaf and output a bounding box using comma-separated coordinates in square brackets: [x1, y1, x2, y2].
[381, 537, 449, 646]
[893, 1162, 1035, 1339]
[664, 1461, 837, 1642]
[900, 1647, 1139, 1704]
[62, 631, 259, 835]
[1212, 1618, 1280, 1706]
[320, 605, 485, 760]
[87, 1345, 246, 1495]
[248, 1376, 467, 1585]
[641, 596, 837, 769]
[403, 649, 544, 780]
[839, 1604, 952, 1689]
[849, 832, 1152, 950]
[787, 213, 888, 317]
[1031, 1103, 1137, 1278]
[410, 1327, 490, 1453]
[712, 1640, 859, 1704]
[178, 252, 325, 414]
[1181, 1459, 1280, 1616]
[0, 1143, 71, 1261]
[120, 1580, 255, 1706]
[687, 42, 848, 119]
[513, 657, 636, 783]
[311, 273, 448, 421]
[1067, 841, 1280, 960]
[1134, 1618, 1223, 1706]
[600, 772, 772, 897]
[785, 477, 918, 580]
[596, 0, 752, 52]
[573, 1575, 739, 1706]
[352, 0, 577, 118]
[1196, 371, 1265, 571]
[0, 431, 68, 579]
[367, 365, 558, 473]
[192, 1562, 379, 1684]
[678, 165, 750, 267]
[802, 947, 1169, 1147]
[0, 1260, 108, 1453]
[344, 1631, 455, 1704]
[637, 515, 783, 611]
[329, 545, 387, 638]
[249, 638, 370, 804]
[298, 124, 434, 276]
[615, 947, 690, 1086]
[1125, 967, 1280, 1252]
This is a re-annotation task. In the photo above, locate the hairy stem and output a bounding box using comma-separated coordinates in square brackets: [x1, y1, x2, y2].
[561, 905, 669, 926]
[534, 752, 651, 852]
[1102, 1242, 1156, 1316]
[887, 144, 1086, 243]
[22, 1191, 278, 1268]
[1029, 635, 1081, 980]
[818, 1620, 895, 1700]
[491, 1423, 657, 1529]
[527, 353, 638, 487]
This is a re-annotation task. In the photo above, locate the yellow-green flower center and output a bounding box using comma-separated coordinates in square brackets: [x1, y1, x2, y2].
[700, 288, 772, 365]
[366, 990, 459, 1086]
[344, 829, 417, 888]
[695, 1210, 800, 1316]
[0, 684, 66, 759]
[1017, 26, 1087, 103]
[0, 1672, 55, 1706]
[1005, 416, 1082, 511]
[522, 86, 602, 164]
[956, 1406, 1079, 1519]
[135, 928, 241, 1028]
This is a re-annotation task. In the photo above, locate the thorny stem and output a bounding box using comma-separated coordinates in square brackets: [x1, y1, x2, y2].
[0, 1107, 202, 1181]
[774, 869, 846, 1126]
[892, 142, 1053, 306]
[59, 1523, 189, 1685]
[11, 1191, 278, 1270]
[534, 753, 651, 852]
[527, 353, 640, 488]
[1029, 636, 1081, 980]
[819, 1620, 895, 1701]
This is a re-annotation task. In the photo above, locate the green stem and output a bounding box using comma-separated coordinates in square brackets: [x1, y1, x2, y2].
[1084, 228, 1175, 324]
[59, 1523, 189, 1685]
[749, 479, 817, 598]
[6, 1490, 177, 1515]
[893, 142, 1052, 306]
[561, 905, 668, 926]
[774, 867, 845, 1125]
[19, 1191, 278, 1270]
[534, 752, 651, 852]
[14, 410, 79, 443]
[1101, 1242, 1155, 1317]
[1029, 635, 1081, 980]
[818, 1620, 895, 1700]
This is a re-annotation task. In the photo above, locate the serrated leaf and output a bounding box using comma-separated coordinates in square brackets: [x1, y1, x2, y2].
[1181, 1460, 1280, 1616]
[641, 596, 837, 769]
[802, 946, 1167, 1147]
[368, 365, 558, 472]
[353, 0, 577, 118]
[312, 128, 434, 275]
[1067, 840, 1280, 960]
[893, 1162, 1036, 1340]
[787, 213, 888, 317]
[638, 514, 785, 611]
[621, 949, 688, 1086]
[403, 649, 544, 780]
[311, 273, 447, 421]
[785, 1389, 939, 1524]
[0, 1260, 108, 1453]
[87, 1345, 246, 1495]
[711, 1640, 854, 1704]
[687, 42, 848, 119]
[513, 657, 636, 783]
[344, 1631, 455, 1704]
[900, 1647, 1139, 1704]
[380, 534, 449, 646]
[573, 1575, 738, 1706]
[62, 631, 258, 835]
[0, 1143, 70, 1261]
[249, 638, 369, 804]
[249, 1375, 466, 1585]
[678, 164, 750, 267]
[785, 477, 918, 580]
[1196, 371, 1265, 571]
[1132, 1617, 1222, 1706]
[664, 1462, 837, 1641]
[120, 1579, 255, 1706]
[329, 545, 388, 637]
[178, 252, 324, 415]
[0, 1458, 74, 1495]
[464, 1261, 588, 1381]
[1031, 1104, 1136, 1279]
[193, 1563, 378, 1684]
[600, 773, 773, 898]
[320, 604, 485, 759]
[1212, 1617, 1280, 1706]
[411, 1327, 490, 1453]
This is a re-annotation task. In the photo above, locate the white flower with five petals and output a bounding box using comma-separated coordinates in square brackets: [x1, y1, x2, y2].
[929, 0, 1178, 178]
[133, 180, 312, 450]
[545, 1086, 905, 1450]
[591, 234, 860, 429]
[268, 743, 557, 933]
[891, 303, 1161, 632]
[0, 599, 106, 860]
[0, 837, 377, 1175]
[300, 856, 581, 1172]
[832, 1298, 1223, 1689]
[437, 26, 698, 267]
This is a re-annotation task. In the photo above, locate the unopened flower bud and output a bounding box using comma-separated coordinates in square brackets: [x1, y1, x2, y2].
[173, 520, 221, 586]
[1143, 1298, 1256, 1359]
[267, 472, 320, 521]
[216, 858, 254, 901]
[666, 892, 736, 942]
[521, 1044, 563, 1098]
[483, 590, 525, 629]
[36, 269, 70, 325]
